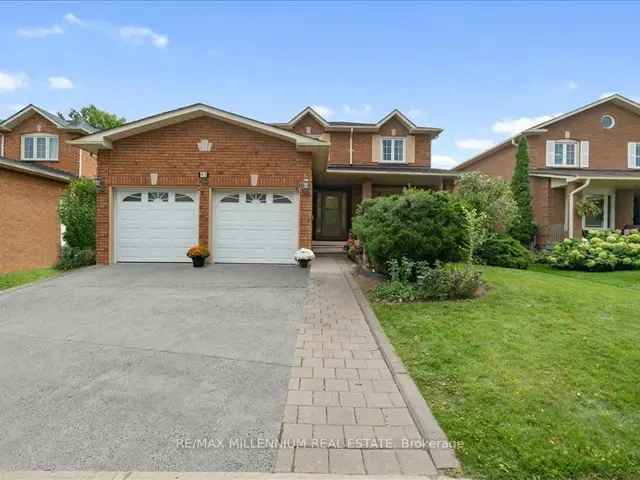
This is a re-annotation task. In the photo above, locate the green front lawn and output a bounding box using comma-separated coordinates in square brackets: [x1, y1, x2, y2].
[0, 268, 59, 291]
[373, 266, 640, 480]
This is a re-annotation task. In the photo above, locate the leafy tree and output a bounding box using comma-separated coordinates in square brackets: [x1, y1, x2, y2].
[456, 172, 517, 233]
[59, 105, 125, 130]
[59, 178, 97, 250]
[509, 137, 537, 244]
[352, 189, 468, 272]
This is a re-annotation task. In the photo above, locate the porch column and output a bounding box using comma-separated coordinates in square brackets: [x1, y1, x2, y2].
[566, 181, 586, 239]
[362, 180, 372, 201]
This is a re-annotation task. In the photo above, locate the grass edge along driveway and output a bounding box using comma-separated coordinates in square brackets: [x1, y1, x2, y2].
[374, 266, 640, 480]
[0, 268, 59, 291]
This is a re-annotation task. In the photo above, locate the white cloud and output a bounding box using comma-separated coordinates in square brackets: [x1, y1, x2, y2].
[492, 114, 560, 136]
[456, 138, 495, 150]
[342, 104, 372, 117]
[567, 80, 578, 90]
[311, 105, 334, 119]
[48, 76, 74, 90]
[64, 13, 86, 26]
[431, 154, 458, 169]
[17, 25, 63, 38]
[0, 71, 29, 92]
[120, 26, 169, 48]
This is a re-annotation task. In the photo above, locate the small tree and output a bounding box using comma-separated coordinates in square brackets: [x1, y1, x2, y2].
[509, 137, 536, 245]
[462, 206, 488, 264]
[59, 178, 97, 250]
[59, 105, 125, 130]
[456, 172, 517, 233]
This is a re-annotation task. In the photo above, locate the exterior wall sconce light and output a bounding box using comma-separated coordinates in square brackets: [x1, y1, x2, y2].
[150, 172, 159, 185]
[197, 139, 213, 152]
[199, 171, 209, 179]
[300, 176, 311, 193]
[94, 177, 104, 192]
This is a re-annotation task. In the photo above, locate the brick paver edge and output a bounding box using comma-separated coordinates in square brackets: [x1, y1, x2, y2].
[339, 260, 462, 473]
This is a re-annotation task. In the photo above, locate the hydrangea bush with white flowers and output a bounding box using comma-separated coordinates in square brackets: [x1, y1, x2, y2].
[294, 248, 315, 262]
[547, 230, 640, 271]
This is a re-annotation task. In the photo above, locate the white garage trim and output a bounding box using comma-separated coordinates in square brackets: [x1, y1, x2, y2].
[114, 188, 199, 263]
[211, 189, 299, 264]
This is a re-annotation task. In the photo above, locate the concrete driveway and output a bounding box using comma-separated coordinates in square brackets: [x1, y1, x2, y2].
[0, 264, 308, 471]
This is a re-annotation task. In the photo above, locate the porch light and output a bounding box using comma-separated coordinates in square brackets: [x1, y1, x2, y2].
[300, 176, 311, 193]
[199, 171, 208, 179]
[94, 177, 104, 192]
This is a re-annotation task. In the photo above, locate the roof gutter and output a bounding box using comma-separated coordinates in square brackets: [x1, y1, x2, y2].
[568, 178, 591, 238]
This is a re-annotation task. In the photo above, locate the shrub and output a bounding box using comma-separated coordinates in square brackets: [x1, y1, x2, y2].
[416, 262, 483, 300]
[456, 172, 517, 233]
[352, 189, 467, 272]
[372, 280, 418, 303]
[477, 233, 532, 269]
[59, 178, 97, 250]
[56, 246, 96, 271]
[187, 245, 210, 258]
[547, 230, 640, 271]
[509, 137, 537, 245]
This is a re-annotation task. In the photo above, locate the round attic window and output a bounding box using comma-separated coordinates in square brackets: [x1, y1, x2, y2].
[601, 114, 615, 129]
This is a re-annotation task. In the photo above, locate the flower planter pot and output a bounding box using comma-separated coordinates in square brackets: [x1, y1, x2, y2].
[297, 259, 310, 268]
[191, 256, 206, 268]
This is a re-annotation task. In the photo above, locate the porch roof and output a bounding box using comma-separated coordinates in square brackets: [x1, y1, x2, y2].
[317, 164, 457, 187]
[531, 168, 640, 181]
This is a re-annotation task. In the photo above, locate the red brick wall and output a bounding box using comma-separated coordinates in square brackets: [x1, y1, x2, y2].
[2, 113, 91, 177]
[96, 116, 313, 264]
[0, 168, 65, 273]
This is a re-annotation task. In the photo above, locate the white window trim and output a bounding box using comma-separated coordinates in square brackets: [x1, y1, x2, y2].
[581, 188, 615, 231]
[379, 137, 406, 163]
[21, 134, 59, 161]
[630, 142, 640, 169]
[553, 140, 579, 168]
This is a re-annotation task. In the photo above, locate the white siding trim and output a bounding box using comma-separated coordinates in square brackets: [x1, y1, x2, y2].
[579, 141, 589, 168]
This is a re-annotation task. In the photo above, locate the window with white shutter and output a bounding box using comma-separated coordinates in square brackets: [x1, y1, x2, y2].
[21, 134, 59, 161]
[552, 140, 578, 167]
[629, 142, 640, 169]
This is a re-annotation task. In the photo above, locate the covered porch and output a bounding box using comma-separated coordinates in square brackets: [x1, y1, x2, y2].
[312, 164, 457, 249]
[532, 169, 640, 245]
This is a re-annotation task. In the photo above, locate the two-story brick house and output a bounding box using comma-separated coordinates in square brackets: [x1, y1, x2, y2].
[455, 94, 640, 246]
[0, 105, 96, 272]
[69, 104, 456, 264]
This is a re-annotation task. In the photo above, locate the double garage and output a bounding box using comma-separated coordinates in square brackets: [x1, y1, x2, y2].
[115, 188, 300, 264]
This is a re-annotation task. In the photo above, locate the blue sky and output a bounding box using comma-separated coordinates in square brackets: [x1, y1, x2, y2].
[2, 1, 639, 168]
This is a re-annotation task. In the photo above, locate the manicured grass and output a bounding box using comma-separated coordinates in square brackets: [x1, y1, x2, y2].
[0, 268, 59, 291]
[531, 263, 640, 291]
[373, 266, 640, 480]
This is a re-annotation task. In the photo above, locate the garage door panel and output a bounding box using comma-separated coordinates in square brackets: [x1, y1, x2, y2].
[213, 190, 298, 264]
[116, 190, 197, 263]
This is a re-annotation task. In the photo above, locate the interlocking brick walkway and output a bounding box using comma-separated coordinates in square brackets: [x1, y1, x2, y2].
[274, 256, 439, 475]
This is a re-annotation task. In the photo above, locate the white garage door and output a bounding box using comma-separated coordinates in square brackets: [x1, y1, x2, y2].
[213, 190, 299, 264]
[115, 190, 198, 262]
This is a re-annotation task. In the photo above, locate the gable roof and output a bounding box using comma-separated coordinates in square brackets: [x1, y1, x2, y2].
[0, 156, 75, 183]
[274, 107, 442, 136]
[69, 103, 330, 153]
[454, 93, 640, 171]
[0, 104, 97, 134]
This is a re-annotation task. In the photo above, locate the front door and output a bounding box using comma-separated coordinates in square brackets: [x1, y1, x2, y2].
[315, 190, 348, 240]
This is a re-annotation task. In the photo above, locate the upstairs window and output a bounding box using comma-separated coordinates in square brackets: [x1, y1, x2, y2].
[21, 134, 59, 161]
[554, 141, 577, 166]
[381, 138, 405, 162]
[629, 142, 640, 169]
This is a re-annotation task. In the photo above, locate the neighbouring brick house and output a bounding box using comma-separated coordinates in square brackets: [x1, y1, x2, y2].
[0, 105, 96, 272]
[455, 94, 640, 246]
[70, 104, 456, 264]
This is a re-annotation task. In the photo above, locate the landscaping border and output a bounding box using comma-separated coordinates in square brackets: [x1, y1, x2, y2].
[340, 261, 461, 473]
[0, 265, 102, 297]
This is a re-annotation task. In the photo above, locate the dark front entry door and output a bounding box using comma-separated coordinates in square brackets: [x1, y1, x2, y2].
[315, 190, 348, 240]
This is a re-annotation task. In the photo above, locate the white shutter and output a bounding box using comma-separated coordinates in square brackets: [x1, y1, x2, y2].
[546, 140, 555, 166]
[579, 141, 589, 168]
[629, 143, 637, 169]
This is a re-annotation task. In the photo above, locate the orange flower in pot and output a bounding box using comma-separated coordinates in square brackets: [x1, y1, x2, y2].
[186, 245, 210, 268]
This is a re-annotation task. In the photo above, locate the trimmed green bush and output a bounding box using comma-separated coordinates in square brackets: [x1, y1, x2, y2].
[56, 246, 96, 271]
[477, 233, 532, 269]
[456, 172, 517, 233]
[352, 189, 467, 272]
[547, 230, 640, 271]
[59, 178, 97, 250]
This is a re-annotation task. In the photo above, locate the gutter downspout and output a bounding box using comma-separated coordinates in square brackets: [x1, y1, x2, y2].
[349, 127, 353, 164]
[0, 133, 4, 157]
[568, 178, 591, 239]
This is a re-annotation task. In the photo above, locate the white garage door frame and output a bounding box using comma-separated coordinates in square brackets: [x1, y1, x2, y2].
[210, 188, 300, 264]
[113, 187, 200, 263]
